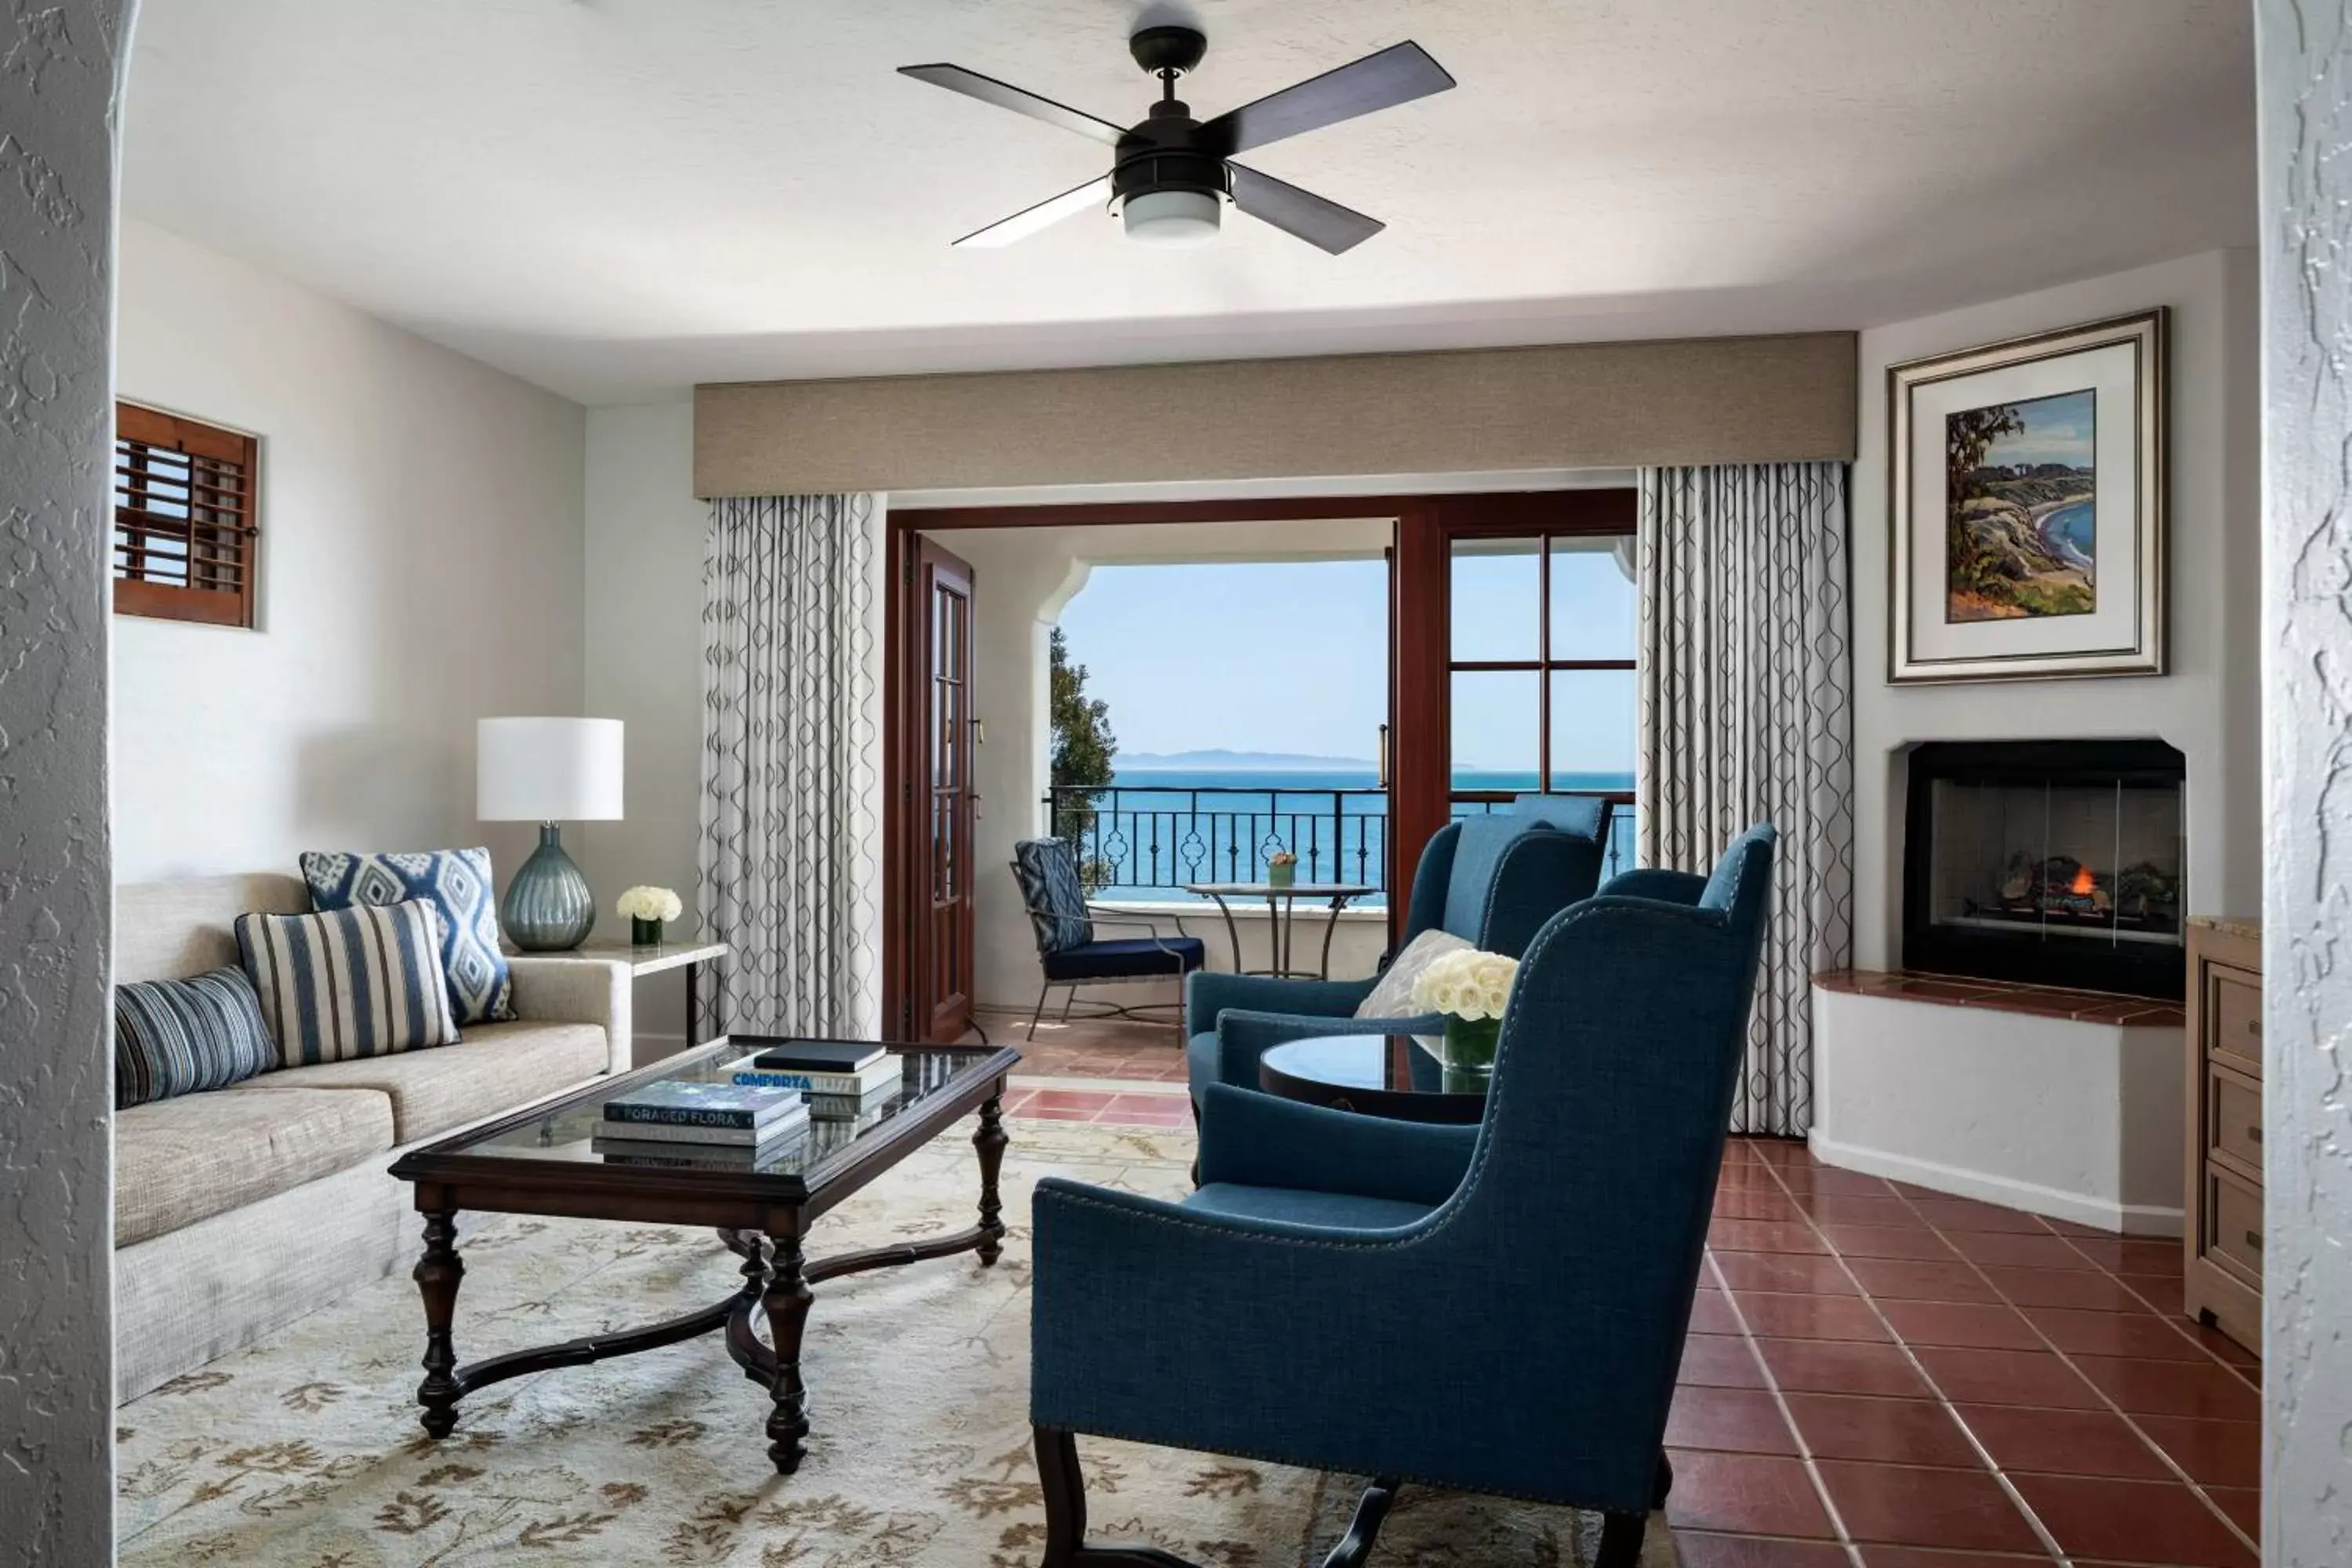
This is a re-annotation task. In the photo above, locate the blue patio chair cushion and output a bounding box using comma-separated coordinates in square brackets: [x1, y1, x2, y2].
[1041, 935, 1207, 982]
[1013, 838, 1094, 954]
[1182, 1182, 1436, 1231]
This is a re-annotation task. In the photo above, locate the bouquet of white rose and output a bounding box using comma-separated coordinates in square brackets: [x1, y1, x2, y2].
[1409, 947, 1519, 1080]
[617, 885, 683, 945]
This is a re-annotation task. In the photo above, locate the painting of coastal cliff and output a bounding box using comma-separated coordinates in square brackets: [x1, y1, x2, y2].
[1944, 388, 2096, 622]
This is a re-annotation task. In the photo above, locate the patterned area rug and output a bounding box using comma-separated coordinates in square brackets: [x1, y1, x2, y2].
[116, 1120, 1679, 1566]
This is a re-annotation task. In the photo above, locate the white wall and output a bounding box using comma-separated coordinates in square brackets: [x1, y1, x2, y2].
[1, 4, 124, 1559]
[113, 220, 589, 887]
[579, 401, 706, 1050]
[2255, 4, 2352, 1557]
[1851, 249, 2263, 967]
[925, 519, 1392, 1012]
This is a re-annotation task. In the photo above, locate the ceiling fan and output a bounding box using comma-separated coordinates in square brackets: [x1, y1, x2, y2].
[898, 26, 1454, 254]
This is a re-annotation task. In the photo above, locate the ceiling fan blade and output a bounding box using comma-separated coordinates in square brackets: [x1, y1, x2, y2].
[952, 175, 1114, 248]
[1226, 164, 1385, 254]
[898, 64, 1131, 147]
[1201, 41, 1454, 157]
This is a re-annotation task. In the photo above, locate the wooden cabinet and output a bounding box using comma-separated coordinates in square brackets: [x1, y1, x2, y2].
[2184, 918, 2263, 1352]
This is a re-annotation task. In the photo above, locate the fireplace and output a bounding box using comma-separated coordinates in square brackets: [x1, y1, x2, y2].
[1903, 739, 2187, 1000]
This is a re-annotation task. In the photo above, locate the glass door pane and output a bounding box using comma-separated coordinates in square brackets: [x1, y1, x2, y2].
[1548, 535, 1638, 659]
[1449, 536, 1541, 662]
[1450, 669, 1540, 793]
[1547, 669, 1637, 789]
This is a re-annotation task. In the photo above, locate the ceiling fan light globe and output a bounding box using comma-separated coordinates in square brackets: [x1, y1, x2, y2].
[1123, 189, 1221, 247]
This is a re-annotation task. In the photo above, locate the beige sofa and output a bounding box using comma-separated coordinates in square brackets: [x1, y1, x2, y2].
[114, 873, 632, 1400]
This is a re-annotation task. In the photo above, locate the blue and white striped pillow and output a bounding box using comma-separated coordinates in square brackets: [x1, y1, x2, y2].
[235, 899, 460, 1067]
[299, 847, 514, 1025]
[114, 966, 276, 1109]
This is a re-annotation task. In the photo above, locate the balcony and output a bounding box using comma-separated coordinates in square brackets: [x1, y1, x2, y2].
[1044, 783, 1637, 902]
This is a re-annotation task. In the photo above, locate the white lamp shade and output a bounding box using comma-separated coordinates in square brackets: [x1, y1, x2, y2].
[477, 717, 624, 822]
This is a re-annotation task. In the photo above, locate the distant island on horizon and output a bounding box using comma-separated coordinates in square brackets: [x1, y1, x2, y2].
[1114, 748, 1377, 773]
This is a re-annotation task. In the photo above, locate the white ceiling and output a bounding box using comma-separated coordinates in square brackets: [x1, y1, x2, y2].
[121, 0, 2255, 405]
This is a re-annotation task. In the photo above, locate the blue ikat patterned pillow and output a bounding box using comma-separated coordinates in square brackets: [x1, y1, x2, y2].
[300, 846, 514, 1025]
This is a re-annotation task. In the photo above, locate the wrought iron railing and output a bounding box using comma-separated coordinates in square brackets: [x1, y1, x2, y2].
[1046, 784, 1388, 898]
[1044, 784, 1638, 899]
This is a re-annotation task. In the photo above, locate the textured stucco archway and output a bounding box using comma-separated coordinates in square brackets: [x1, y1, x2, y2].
[2257, 3, 2352, 1563]
[0, 2, 130, 1563]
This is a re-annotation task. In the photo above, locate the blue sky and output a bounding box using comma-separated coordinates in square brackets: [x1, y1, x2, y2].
[1055, 544, 1637, 774]
[1976, 388, 2096, 469]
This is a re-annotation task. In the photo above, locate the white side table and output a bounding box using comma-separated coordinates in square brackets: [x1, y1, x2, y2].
[514, 938, 729, 1047]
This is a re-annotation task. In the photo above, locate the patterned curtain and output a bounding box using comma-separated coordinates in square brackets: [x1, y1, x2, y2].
[699, 495, 885, 1040]
[1637, 464, 1854, 1135]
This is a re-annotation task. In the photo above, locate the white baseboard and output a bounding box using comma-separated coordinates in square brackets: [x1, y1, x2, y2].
[1807, 1133, 2185, 1237]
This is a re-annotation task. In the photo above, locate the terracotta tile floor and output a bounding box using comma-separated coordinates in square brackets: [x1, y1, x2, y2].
[1672, 1140, 2259, 1566]
[971, 1013, 2263, 1565]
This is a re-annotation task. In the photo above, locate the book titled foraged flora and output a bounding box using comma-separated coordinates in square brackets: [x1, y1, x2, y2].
[604, 1079, 804, 1131]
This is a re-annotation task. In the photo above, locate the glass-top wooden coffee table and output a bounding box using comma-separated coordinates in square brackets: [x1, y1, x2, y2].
[389, 1036, 1018, 1473]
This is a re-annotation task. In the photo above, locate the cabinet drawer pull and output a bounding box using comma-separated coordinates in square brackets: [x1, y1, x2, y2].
[2246, 1229, 2263, 1251]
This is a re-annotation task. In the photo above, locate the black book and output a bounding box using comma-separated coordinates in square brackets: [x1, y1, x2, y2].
[751, 1040, 889, 1073]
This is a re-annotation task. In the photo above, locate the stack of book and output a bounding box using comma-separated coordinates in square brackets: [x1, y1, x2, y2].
[727, 1041, 901, 1123]
[592, 1080, 809, 1171]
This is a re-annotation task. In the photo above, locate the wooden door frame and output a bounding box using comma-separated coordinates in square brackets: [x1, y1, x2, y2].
[880, 488, 1633, 1040]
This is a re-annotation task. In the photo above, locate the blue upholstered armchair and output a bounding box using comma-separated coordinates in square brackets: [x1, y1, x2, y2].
[1030, 825, 1776, 1568]
[1184, 800, 1613, 1106]
[1013, 838, 1207, 1045]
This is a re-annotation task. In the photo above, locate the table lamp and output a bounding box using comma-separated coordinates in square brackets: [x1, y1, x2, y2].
[477, 717, 624, 950]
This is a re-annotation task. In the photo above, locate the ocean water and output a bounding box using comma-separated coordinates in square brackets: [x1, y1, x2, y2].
[2042, 501, 2096, 572]
[1059, 768, 1637, 903]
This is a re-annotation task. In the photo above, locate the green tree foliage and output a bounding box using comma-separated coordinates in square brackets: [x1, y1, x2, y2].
[1049, 627, 1116, 843]
[1944, 405, 2028, 600]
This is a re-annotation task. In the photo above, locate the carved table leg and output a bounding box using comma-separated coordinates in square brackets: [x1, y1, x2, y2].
[975, 1087, 1009, 1266]
[764, 1229, 815, 1473]
[413, 1208, 466, 1437]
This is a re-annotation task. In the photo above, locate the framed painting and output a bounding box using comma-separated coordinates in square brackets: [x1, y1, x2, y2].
[1887, 309, 2166, 683]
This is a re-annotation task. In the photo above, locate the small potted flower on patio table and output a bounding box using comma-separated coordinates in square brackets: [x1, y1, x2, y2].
[1266, 850, 1298, 889]
[1410, 948, 1520, 1089]
[616, 885, 684, 947]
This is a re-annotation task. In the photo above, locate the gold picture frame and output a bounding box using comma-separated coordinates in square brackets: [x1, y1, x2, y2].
[1888, 308, 2167, 684]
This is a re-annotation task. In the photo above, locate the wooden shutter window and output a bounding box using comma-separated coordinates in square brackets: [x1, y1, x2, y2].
[114, 403, 258, 627]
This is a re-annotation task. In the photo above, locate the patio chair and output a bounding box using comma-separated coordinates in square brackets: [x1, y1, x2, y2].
[1012, 837, 1206, 1046]
[1185, 804, 1613, 1106]
[1028, 824, 1777, 1568]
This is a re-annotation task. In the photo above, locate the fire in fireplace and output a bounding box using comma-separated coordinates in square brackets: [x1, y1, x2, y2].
[1903, 739, 2187, 1000]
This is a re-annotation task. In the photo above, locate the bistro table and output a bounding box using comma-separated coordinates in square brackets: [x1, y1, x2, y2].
[1258, 1032, 1490, 1123]
[1181, 881, 1378, 980]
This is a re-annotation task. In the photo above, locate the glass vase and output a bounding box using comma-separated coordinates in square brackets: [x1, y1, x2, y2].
[1441, 1014, 1501, 1094]
[500, 823, 596, 952]
[631, 916, 665, 947]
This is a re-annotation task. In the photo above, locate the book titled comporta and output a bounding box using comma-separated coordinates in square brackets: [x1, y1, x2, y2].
[604, 1080, 803, 1131]
[731, 1044, 898, 1098]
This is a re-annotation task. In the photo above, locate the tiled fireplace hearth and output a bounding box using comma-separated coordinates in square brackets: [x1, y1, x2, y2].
[1809, 967, 2187, 1236]
[1815, 970, 2184, 1029]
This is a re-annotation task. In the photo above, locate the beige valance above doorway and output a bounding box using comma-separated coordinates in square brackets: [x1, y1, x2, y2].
[692, 332, 1857, 498]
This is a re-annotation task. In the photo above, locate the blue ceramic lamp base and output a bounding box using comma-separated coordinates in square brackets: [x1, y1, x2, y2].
[503, 822, 596, 951]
